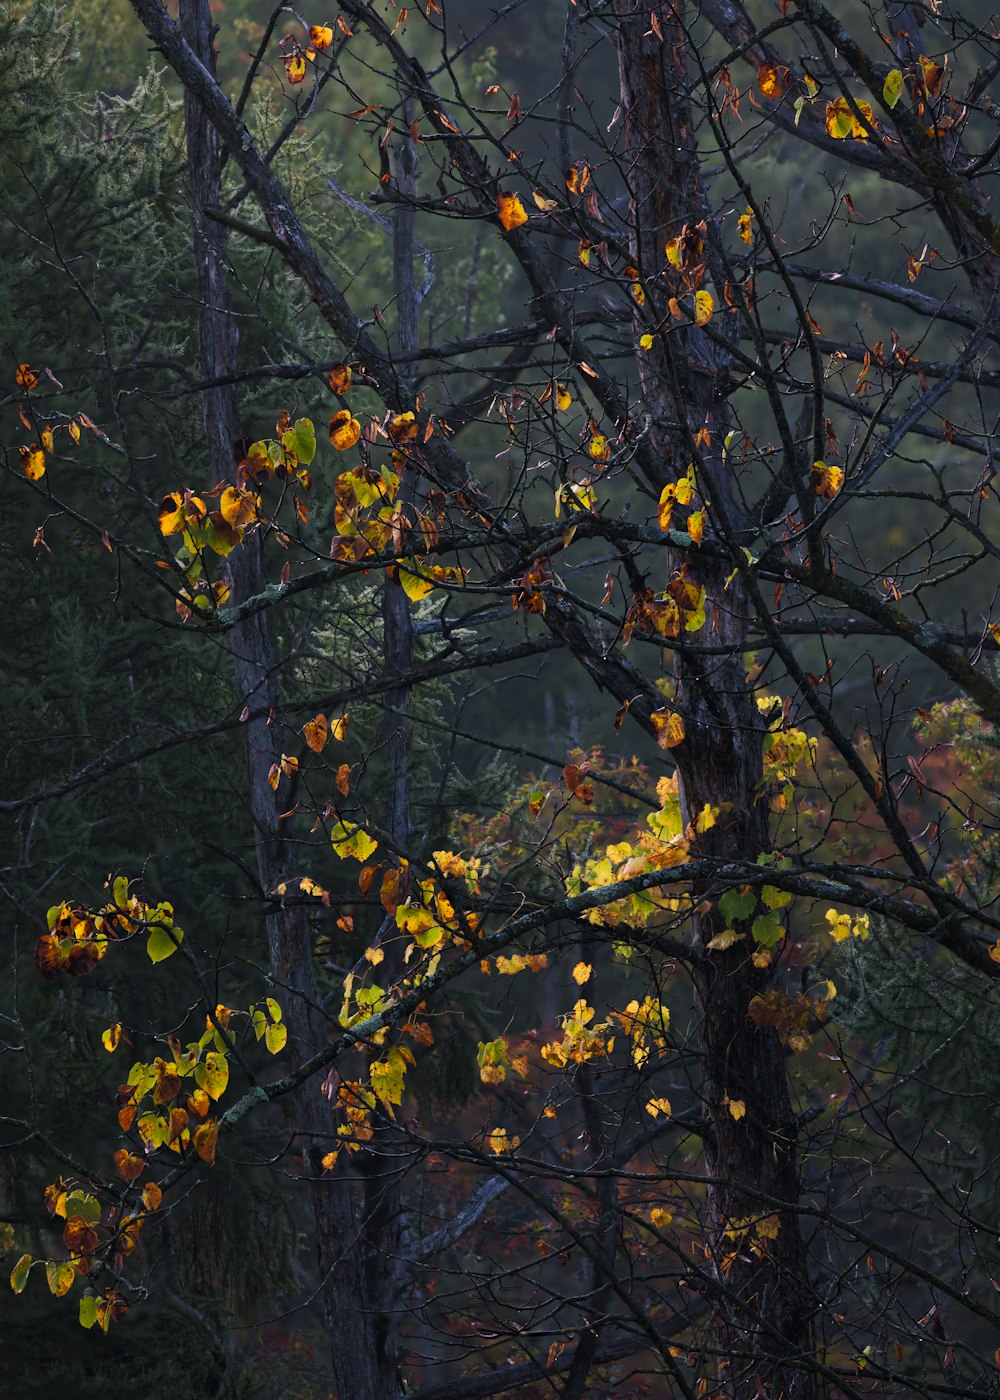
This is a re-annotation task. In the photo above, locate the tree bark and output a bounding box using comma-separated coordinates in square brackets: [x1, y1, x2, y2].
[617, 6, 817, 1396]
[179, 4, 399, 1395]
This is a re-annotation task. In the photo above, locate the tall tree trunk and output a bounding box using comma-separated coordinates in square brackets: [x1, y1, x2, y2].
[179, 4, 398, 1395]
[617, 7, 817, 1396]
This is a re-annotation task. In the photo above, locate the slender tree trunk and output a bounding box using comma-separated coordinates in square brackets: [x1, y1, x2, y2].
[617, 7, 817, 1396]
[179, 5, 398, 1395]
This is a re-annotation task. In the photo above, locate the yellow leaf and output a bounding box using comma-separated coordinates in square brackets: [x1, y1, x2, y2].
[645, 1097, 672, 1118]
[45, 1260, 75, 1298]
[738, 209, 753, 244]
[20, 446, 45, 481]
[101, 1023, 122, 1053]
[650, 1206, 673, 1229]
[68, 419, 81, 444]
[399, 562, 435, 601]
[497, 191, 527, 231]
[707, 929, 744, 951]
[388, 410, 417, 443]
[265, 1021, 287, 1054]
[694, 290, 714, 327]
[825, 97, 854, 139]
[810, 461, 844, 498]
[285, 54, 306, 84]
[639, 333, 654, 350]
[310, 24, 333, 50]
[589, 433, 608, 462]
[825, 96, 873, 141]
[329, 410, 361, 451]
[724, 1095, 746, 1121]
[650, 709, 685, 749]
[330, 822, 378, 862]
[194, 1050, 229, 1101]
[571, 961, 592, 985]
[687, 508, 705, 546]
[556, 383, 572, 411]
[657, 483, 676, 532]
[219, 485, 257, 529]
[331, 713, 349, 741]
[488, 1127, 520, 1154]
[883, 68, 903, 108]
[665, 236, 682, 269]
[40, 426, 54, 452]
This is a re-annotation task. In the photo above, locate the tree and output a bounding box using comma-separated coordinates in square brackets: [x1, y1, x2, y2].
[4, 0, 1000, 1396]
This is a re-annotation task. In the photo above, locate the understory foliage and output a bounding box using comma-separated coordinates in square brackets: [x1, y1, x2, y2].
[3, 0, 1000, 1397]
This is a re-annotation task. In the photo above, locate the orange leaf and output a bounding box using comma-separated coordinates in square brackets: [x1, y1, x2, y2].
[328, 362, 352, 394]
[336, 762, 351, 796]
[304, 714, 329, 752]
[310, 24, 333, 49]
[193, 1120, 219, 1166]
[141, 1182, 162, 1211]
[113, 1149, 145, 1184]
[757, 62, 788, 99]
[497, 191, 528, 232]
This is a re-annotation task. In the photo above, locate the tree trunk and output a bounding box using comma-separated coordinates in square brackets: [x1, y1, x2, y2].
[179, 4, 398, 1394]
[617, 6, 817, 1395]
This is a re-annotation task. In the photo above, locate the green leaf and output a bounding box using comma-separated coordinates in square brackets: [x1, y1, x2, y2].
[79, 1294, 99, 1329]
[751, 911, 785, 948]
[265, 997, 282, 1022]
[64, 1191, 101, 1225]
[718, 887, 757, 923]
[10, 1253, 32, 1294]
[146, 920, 181, 963]
[112, 876, 130, 908]
[282, 417, 317, 465]
[882, 68, 903, 109]
[761, 884, 793, 911]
